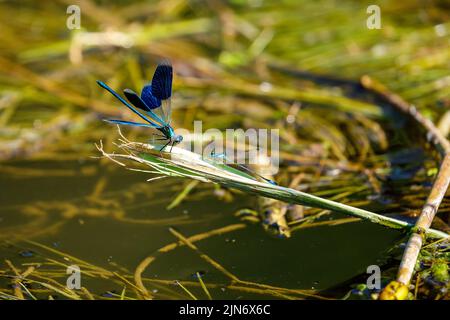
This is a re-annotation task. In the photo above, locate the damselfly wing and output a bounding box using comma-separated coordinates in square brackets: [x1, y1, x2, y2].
[97, 60, 182, 151]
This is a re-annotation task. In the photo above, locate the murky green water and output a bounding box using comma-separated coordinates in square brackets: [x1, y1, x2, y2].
[0, 158, 403, 299]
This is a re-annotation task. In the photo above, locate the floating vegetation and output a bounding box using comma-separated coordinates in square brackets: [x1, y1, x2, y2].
[0, 224, 331, 300]
[97, 133, 447, 240]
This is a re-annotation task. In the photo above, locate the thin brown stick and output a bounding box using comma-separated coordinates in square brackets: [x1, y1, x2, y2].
[134, 223, 247, 297]
[167, 228, 328, 300]
[361, 75, 450, 154]
[80, 287, 95, 300]
[361, 76, 450, 297]
[168, 227, 240, 282]
[5, 260, 24, 300]
[396, 154, 450, 285]
[136, 278, 328, 300]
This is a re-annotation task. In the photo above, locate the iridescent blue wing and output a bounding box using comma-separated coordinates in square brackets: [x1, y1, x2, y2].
[140, 85, 161, 110]
[123, 89, 166, 127]
[150, 61, 173, 124]
[151, 61, 172, 100]
[97, 80, 164, 128]
[141, 84, 167, 124]
[124, 88, 155, 111]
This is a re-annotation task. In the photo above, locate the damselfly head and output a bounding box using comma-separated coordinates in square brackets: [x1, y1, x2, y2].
[173, 135, 183, 144]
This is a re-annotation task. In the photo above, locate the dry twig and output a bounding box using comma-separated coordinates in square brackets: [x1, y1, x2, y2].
[361, 76, 450, 299]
